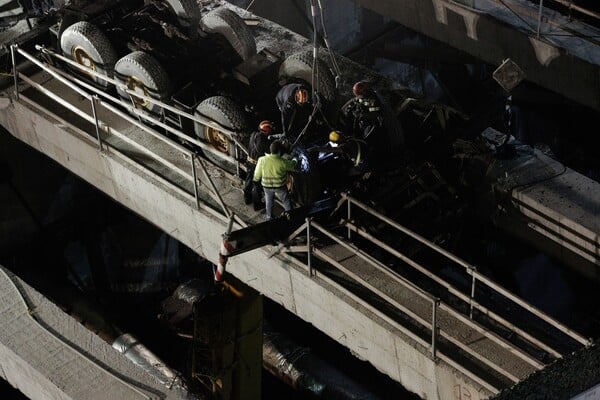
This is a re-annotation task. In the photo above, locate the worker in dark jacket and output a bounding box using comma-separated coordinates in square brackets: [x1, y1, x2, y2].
[310, 130, 367, 193]
[253, 140, 297, 220]
[244, 120, 274, 205]
[276, 83, 312, 141]
[340, 81, 383, 140]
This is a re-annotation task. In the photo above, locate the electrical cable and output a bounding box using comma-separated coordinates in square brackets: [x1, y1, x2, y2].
[316, 0, 342, 86]
[309, 0, 318, 103]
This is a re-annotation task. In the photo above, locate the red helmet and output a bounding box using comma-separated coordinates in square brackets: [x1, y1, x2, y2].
[258, 120, 272, 133]
[352, 81, 367, 98]
[295, 88, 309, 105]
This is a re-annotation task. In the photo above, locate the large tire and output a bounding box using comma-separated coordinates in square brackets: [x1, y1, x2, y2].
[279, 50, 336, 103]
[194, 96, 250, 174]
[161, 0, 201, 28]
[60, 21, 118, 89]
[200, 7, 256, 62]
[114, 51, 172, 116]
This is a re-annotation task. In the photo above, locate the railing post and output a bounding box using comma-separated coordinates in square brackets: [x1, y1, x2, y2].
[235, 146, 240, 177]
[431, 298, 439, 359]
[10, 44, 19, 100]
[536, 0, 544, 38]
[90, 95, 102, 151]
[469, 267, 477, 319]
[347, 197, 352, 240]
[306, 217, 313, 277]
[190, 153, 200, 209]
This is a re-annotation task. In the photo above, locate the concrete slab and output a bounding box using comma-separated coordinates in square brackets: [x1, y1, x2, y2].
[0, 265, 192, 400]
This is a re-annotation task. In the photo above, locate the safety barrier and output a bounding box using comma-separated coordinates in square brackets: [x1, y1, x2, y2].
[276, 194, 592, 391]
[10, 44, 248, 226]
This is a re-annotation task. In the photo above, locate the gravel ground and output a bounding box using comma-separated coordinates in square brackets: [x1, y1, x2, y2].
[493, 342, 600, 399]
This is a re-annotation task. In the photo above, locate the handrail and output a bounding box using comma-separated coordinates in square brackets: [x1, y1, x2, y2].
[11, 45, 238, 220]
[344, 220, 563, 359]
[14, 47, 193, 178]
[35, 45, 249, 157]
[543, 0, 600, 21]
[308, 220, 537, 384]
[341, 193, 591, 346]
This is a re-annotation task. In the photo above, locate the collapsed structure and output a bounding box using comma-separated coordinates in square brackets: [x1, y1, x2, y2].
[0, 0, 599, 399]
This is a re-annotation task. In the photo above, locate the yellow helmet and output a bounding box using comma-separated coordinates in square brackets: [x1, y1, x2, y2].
[329, 130, 340, 142]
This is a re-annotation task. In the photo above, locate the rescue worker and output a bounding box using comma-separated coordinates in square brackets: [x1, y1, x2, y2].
[244, 120, 274, 205]
[312, 130, 366, 172]
[340, 81, 383, 140]
[275, 83, 313, 141]
[253, 140, 297, 220]
[309, 130, 366, 195]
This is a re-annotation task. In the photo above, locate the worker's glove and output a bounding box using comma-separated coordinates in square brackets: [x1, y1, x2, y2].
[268, 133, 285, 141]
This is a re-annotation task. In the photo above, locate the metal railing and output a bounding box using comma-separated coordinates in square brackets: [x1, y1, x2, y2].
[339, 193, 590, 347]
[10, 44, 249, 226]
[453, 0, 600, 34]
[277, 193, 592, 391]
[291, 218, 516, 392]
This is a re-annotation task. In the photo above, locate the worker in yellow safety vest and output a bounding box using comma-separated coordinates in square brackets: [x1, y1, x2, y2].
[253, 140, 297, 220]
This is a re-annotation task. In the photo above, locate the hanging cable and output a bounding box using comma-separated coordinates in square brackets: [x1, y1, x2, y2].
[309, 0, 319, 102]
[316, 0, 342, 87]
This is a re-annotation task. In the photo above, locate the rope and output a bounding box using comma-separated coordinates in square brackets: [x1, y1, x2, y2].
[316, 0, 342, 85]
[309, 0, 319, 103]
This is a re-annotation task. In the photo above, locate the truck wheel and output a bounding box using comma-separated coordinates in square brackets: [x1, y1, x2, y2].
[114, 51, 171, 117]
[279, 50, 336, 103]
[60, 21, 117, 89]
[200, 7, 256, 62]
[195, 96, 250, 174]
[161, 0, 201, 28]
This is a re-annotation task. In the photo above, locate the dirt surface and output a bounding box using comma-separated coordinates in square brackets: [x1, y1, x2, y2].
[493, 342, 600, 399]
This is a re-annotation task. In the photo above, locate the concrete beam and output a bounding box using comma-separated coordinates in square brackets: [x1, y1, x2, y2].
[0, 265, 190, 400]
[352, 0, 600, 111]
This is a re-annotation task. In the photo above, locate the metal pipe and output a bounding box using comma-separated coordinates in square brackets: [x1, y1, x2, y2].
[344, 220, 562, 359]
[537, 0, 545, 38]
[307, 217, 313, 277]
[10, 44, 18, 100]
[431, 299, 438, 359]
[470, 270, 476, 319]
[471, 269, 590, 345]
[196, 155, 231, 218]
[191, 153, 200, 209]
[344, 194, 589, 346]
[91, 95, 102, 151]
[548, 0, 600, 20]
[344, 194, 475, 270]
[112, 333, 185, 390]
[346, 199, 351, 240]
[34, 45, 249, 161]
